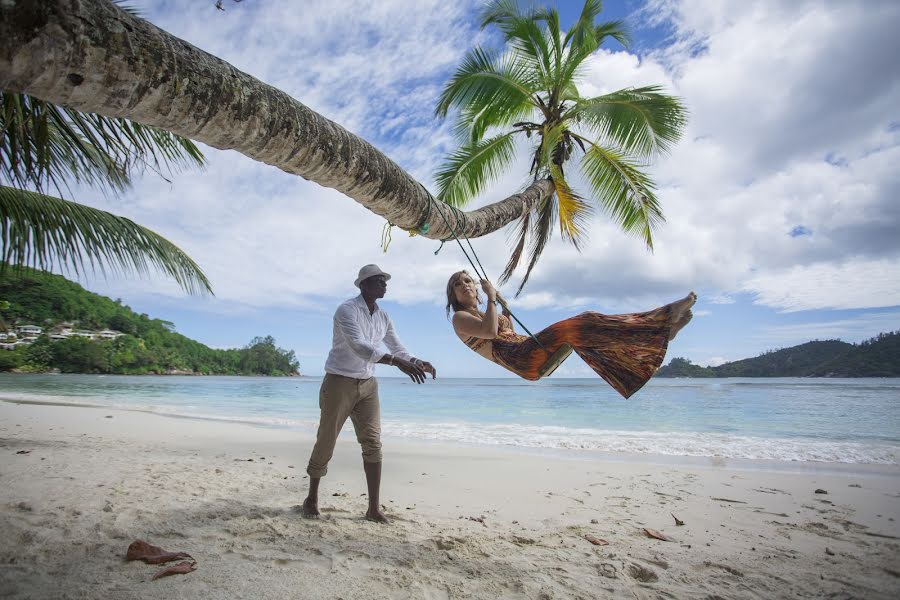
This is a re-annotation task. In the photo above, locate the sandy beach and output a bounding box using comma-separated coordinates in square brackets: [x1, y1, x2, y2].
[1, 399, 898, 600]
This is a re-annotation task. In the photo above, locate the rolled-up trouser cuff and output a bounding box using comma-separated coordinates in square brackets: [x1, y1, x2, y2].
[306, 464, 327, 478]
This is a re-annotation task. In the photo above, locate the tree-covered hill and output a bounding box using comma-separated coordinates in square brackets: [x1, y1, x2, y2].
[0, 268, 299, 376]
[656, 332, 900, 378]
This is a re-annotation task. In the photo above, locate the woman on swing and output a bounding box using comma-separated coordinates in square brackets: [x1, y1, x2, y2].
[447, 270, 696, 399]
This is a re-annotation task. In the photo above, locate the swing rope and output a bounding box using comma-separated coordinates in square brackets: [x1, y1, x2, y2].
[417, 190, 546, 351]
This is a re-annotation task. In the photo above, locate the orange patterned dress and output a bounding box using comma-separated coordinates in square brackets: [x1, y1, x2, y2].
[461, 303, 678, 399]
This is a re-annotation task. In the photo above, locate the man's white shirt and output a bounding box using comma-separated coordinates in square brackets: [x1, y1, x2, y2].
[324, 295, 414, 379]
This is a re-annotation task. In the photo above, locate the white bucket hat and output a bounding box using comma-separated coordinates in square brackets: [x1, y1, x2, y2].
[354, 264, 391, 288]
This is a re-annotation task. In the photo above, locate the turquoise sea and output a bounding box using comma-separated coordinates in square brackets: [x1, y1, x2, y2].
[1, 374, 899, 465]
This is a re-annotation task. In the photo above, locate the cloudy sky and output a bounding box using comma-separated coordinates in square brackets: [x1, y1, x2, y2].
[75, 0, 900, 377]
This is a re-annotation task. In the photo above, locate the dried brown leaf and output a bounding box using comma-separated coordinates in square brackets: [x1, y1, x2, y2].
[152, 560, 197, 580]
[126, 540, 192, 564]
[643, 528, 673, 542]
[584, 534, 609, 546]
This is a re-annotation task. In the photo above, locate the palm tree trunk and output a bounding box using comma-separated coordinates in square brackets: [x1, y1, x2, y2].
[0, 0, 553, 241]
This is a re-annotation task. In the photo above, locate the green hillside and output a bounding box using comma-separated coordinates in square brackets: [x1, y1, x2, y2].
[0, 267, 299, 376]
[656, 332, 900, 378]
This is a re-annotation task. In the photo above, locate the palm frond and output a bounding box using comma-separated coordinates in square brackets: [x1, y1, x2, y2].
[1, 93, 205, 195]
[564, 0, 605, 50]
[515, 193, 556, 295]
[435, 132, 519, 208]
[549, 164, 591, 248]
[502, 16, 556, 89]
[594, 19, 631, 48]
[579, 142, 664, 249]
[557, 19, 629, 94]
[435, 48, 538, 122]
[479, 0, 525, 29]
[499, 210, 531, 286]
[566, 86, 687, 158]
[0, 186, 212, 295]
[440, 51, 541, 144]
[478, 1, 556, 89]
[533, 6, 562, 75]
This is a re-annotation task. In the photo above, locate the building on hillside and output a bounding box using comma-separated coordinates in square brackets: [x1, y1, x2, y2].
[16, 325, 42, 337]
[97, 330, 124, 339]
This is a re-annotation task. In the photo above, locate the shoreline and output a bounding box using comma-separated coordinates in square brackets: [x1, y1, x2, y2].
[2, 401, 899, 599]
[2, 395, 898, 473]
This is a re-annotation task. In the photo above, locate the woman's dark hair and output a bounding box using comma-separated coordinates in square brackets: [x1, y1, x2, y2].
[446, 270, 482, 319]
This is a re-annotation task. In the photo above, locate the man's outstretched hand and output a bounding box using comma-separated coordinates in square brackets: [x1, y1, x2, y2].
[395, 358, 436, 384]
[418, 360, 437, 379]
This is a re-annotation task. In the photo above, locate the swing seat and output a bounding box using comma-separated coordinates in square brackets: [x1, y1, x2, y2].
[537, 344, 573, 378]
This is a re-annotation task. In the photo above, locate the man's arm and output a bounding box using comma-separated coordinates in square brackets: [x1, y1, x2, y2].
[382, 317, 436, 382]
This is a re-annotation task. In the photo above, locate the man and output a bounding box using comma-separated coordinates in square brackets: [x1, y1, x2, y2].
[302, 264, 436, 523]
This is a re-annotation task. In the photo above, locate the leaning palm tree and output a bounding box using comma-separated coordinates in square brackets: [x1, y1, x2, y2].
[0, 0, 212, 294]
[435, 0, 687, 293]
[0, 0, 561, 246]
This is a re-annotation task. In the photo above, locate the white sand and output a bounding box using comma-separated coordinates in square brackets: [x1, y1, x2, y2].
[1, 399, 899, 599]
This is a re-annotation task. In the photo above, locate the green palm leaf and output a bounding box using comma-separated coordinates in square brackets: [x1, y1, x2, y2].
[567, 86, 687, 159]
[436, 48, 541, 144]
[478, 1, 557, 89]
[0, 186, 212, 295]
[564, 0, 602, 49]
[435, 132, 519, 208]
[1, 92, 205, 195]
[579, 142, 664, 249]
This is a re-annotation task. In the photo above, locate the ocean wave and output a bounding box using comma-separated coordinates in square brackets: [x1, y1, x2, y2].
[3, 391, 897, 465]
[380, 420, 900, 465]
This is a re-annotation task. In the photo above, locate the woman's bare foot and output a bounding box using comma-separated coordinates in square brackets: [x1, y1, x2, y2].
[365, 508, 390, 524]
[668, 292, 697, 341]
[301, 497, 320, 519]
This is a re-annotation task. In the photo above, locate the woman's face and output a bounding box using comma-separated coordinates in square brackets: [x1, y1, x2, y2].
[453, 273, 478, 305]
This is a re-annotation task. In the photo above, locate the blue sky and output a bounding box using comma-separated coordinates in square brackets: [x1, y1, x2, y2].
[69, 0, 900, 377]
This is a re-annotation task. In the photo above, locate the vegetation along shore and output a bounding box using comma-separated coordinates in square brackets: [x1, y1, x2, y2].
[0, 268, 298, 376]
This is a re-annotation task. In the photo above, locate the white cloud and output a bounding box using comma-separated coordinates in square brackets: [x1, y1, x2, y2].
[742, 259, 900, 312]
[758, 311, 900, 345]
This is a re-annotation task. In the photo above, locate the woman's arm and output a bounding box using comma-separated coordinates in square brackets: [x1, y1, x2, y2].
[452, 279, 499, 339]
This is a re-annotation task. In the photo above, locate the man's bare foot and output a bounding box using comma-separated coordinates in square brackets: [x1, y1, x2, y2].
[301, 497, 320, 519]
[365, 509, 390, 524]
[668, 292, 697, 341]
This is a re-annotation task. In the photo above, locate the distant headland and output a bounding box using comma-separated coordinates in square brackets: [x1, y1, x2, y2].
[656, 332, 900, 378]
[0, 267, 299, 376]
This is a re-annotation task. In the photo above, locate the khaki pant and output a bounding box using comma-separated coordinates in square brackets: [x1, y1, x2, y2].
[306, 373, 382, 478]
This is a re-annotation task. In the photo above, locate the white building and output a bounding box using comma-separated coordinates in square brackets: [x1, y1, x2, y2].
[16, 325, 42, 337]
[97, 330, 124, 339]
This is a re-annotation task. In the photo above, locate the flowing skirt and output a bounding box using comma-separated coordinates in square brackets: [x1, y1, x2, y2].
[490, 302, 681, 399]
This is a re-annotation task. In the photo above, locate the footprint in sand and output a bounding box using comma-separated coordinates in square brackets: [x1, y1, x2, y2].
[627, 563, 659, 583]
[597, 562, 618, 579]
